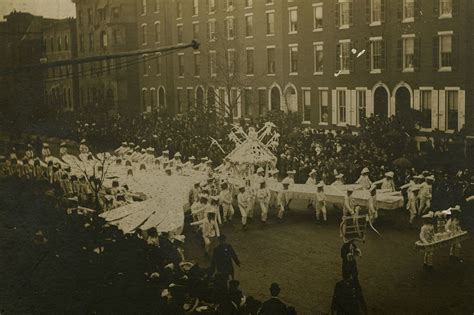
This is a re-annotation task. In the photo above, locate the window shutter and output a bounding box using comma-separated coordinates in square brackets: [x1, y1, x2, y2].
[431, 90, 439, 129]
[458, 90, 465, 130]
[452, 0, 459, 17]
[381, 0, 385, 22]
[452, 34, 458, 71]
[414, 0, 421, 19]
[396, 39, 403, 70]
[224, 20, 228, 38]
[365, 39, 371, 70]
[432, 36, 439, 70]
[335, 3, 340, 27]
[234, 19, 238, 39]
[349, 1, 354, 25]
[433, 0, 440, 17]
[365, 0, 370, 24]
[335, 44, 341, 71]
[438, 90, 446, 131]
[366, 90, 373, 117]
[381, 40, 386, 71]
[413, 89, 420, 110]
[332, 90, 338, 125]
[414, 37, 420, 72]
[397, 1, 402, 21]
[350, 90, 357, 126]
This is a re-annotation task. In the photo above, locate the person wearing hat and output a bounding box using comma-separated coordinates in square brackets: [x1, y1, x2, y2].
[373, 171, 395, 192]
[332, 173, 344, 186]
[268, 169, 279, 184]
[208, 195, 222, 224]
[315, 182, 327, 222]
[258, 283, 287, 314]
[142, 147, 155, 164]
[190, 211, 220, 257]
[367, 186, 378, 224]
[419, 175, 434, 215]
[219, 182, 234, 223]
[24, 144, 35, 160]
[157, 150, 170, 167]
[356, 168, 372, 190]
[79, 139, 89, 154]
[189, 181, 202, 206]
[172, 152, 183, 169]
[59, 142, 68, 157]
[407, 185, 421, 225]
[257, 179, 271, 223]
[210, 235, 240, 280]
[114, 141, 128, 156]
[184, 156, 196, 169]
[191, 193, 209, 222]
[445, 206, 464, 263]
[420, 212, 435, 271]
[277, 178, 291, 222]
[237, 183, 250, 230]
[284, 170, 296, 185]
[41, 143, 51, 161]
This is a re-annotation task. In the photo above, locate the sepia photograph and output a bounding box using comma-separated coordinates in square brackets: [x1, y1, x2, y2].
[0, 0, 473, 314]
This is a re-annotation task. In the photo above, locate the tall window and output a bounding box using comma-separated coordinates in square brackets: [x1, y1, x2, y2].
[79, 34, 84, 52]
[57, 37, 62, 51]
[266, 0, 273, 4]
[100, 31, 108, 48]
[65, 35, 69, 50]
[403, 0, 414, 20]
[187, 89, 193, 108]
[420, 90, 432, 128]
[440, 0, 452, 17]
[403, 37, 414, 70]
[176, 1, 182, 18]
[177, 24, 183, 43]
[208, 20, 216, 41]
[227, 49, 235, 73]
[88, 32, 94, 51]
[154, 0, 160, 12]
[193, 23, 199, 39]
[143, 54, 149, 76]
[338, 0, 352, 28]
[150, 89, 157, 109]
[244, 89, 252, 117]
[112, 7, 120, 18]
[267, 47, 275, 74]
[446, 90, 458, 130]
[141, 24, 148, 45]
[356, 90, 366, 125]
[266, 11, 275, 35]
[87, 8, 93, 25]
[319, 90, 329, 123]
[141, 0, 147, 15]
[289, 45, 298, 74]
[142, 89, 147, 110]
[208, 0, 216, 13]
[371, 0, 382, 23]
[338, 41, 350, 71]
[178, 54, 184, 77]
[227, 0, 234, 11]
[439, 34, 452, 69]
[208, 51, 216, 76]
[245, 15, 253, 37]
[246, 48, 254, 74]
[113, 30, 120, 44]
[194, 53, 200, 76]
[155, 22, 161, 43]
[303, 90, 311, 122]
[156, 53, 161, 75]
[313, 43, 323, 73]
[371, 39, 382, 71]
[258, 89, 266, 116]
[176, 88, 183, 113]
[313, 4, 323, 30]
[337, 90, 347, 123]
[245, 0, 253, 8]
[226, 18, 235, 39]
[288, 8, 298, 33]
[193, 0, 199, 15]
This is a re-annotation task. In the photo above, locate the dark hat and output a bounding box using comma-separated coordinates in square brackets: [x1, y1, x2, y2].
[270, 283, 280, 290]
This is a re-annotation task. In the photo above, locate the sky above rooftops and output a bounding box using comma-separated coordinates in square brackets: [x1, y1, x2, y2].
[0, 0, 76, 21]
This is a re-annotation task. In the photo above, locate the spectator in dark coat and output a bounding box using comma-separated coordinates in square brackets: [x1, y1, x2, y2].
[331, 273, 367, 315]
[258, 283, 287, 315]
[210, 235, 240, 280]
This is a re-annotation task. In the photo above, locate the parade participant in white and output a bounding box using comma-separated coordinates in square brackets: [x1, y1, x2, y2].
[219, 182, 234, 223]
[190, 212, 220, 256]
[419, 212, 435, 271]
[257, 179, 271, 223]
[445, 206, 464, 263]
[332, 174, 344, 186]
[237, 184, 250, 230]
[277, 178, 291, 221]
[315, 182, 327, 222]
[419, 175, 434, 215]
[355, 168, 372, 190]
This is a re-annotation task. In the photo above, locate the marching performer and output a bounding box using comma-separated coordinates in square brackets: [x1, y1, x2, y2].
[24, 144, 35, 161]
[184, 156, 196, 169]
[59, 142, 68, 157]
[419, 175, 434, 215]
[219, 182, 234, 223]
[257, 179, 271, 223]
[367, 186, 378, 224]
[208, 196, 222, 224]
[190, 212, 220, 257]
[378, 171, 396, 192]
[189, 181, 201, 205]
[41, 143, 51, 161]
[445, 206, 464, 263]
[253, 167, 265, 184]
[172, 152, 182, 169]
[158, 150, 170, 166]
[79, 139, 89, 154]
[341, 188, 358, 237]
[276, 178, 291, 222]
[306, 169, 317, 185]
[332, 174, 344, 186]
[284, 170, 296, 184]
[237, 184, 250, 230]
[268, 169, 279, 184]
[419, 212, 435, 271]
[315, 182, 327, 222]
[407, 185, 421, 225]
[114, 142, 128, 156]
[356, 168, 372, 190]
[244, 179, 256, 222]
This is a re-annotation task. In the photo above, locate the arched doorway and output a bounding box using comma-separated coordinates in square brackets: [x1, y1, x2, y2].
[158, 87, 165, 109]
[196, 86, 204, 107]
[270, 86, 280, 111]
[373, 86, 388, 117]
[207, 87, 215, 109]
[395, 86, 411, 118]
[284, 85, 298, 112]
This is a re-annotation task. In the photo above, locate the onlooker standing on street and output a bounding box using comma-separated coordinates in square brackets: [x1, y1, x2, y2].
[258, 283, 287, 315]
[331, 273, 367, 315]
[210, 235, 240, 280]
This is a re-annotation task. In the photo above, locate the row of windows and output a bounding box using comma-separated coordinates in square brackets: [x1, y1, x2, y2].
[45, 35, 70, 53]
[48, 86, 73, 111]
[78, 29, 124, 52]
[141, 86, 166, 112]
[77, 7, 121, 27]
[168, 85, 464, 131]
[170, 32, 456, 79]
[173, 0, 276, 19]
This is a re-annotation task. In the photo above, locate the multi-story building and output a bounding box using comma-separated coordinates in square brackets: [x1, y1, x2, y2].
[0, 11, 57, 121]
[72, 0, 140, 115]
[136, 0, 473, 134]
[42, 18, 80, 112]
